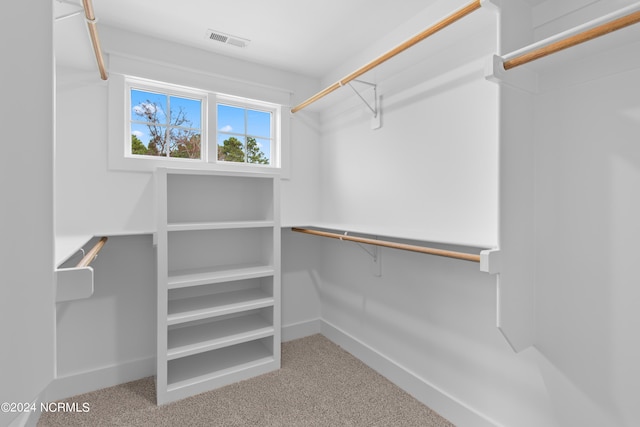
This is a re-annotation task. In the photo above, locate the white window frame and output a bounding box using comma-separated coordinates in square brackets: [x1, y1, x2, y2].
[108, 74, 285, 176]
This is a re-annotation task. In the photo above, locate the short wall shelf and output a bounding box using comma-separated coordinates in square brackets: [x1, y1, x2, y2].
[55, 236, 108, 302]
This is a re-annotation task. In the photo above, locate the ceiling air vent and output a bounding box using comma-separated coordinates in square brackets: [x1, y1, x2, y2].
[206, 30, 250, 48]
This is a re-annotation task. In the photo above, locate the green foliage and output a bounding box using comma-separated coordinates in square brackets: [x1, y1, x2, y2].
[171, 133, 201, 159]
[131, 134, 148, 155]
[218, 136, 269, 164]
[246, 137, 269, 164]
[218, 137, 245, 162]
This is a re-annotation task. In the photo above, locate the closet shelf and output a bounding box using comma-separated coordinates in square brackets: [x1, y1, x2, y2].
[167, 220, 275, 232]
[167, 314, 274, 360]
[291, 226, 500, 274]
[76, 236, 108, 268]
[55, 236, 108, 302]
[286, 221, 496, 249]
[168, 264, 275, 289]
[167, 289, 274, 326]
[167, 339, 274, 391]
[55, 235, 94, 267]
[293, 227, 480, 262]
[156, 168, 280, 405]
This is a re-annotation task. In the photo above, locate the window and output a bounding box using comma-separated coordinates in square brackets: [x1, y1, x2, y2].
[130, 88, 204, 159]
[217, 102, 274, 165]
[119, 76, 281, 171]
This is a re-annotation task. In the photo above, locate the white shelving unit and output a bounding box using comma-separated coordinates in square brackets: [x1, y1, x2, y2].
[155, 168, 280, 405]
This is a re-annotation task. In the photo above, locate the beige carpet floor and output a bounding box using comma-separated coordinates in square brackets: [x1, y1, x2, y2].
[38, 334, 455, 426]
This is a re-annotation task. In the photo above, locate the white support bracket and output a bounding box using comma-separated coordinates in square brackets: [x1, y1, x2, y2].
[55, 267, 95, 302]
[356, 242, 382, 277]
[340, 231, 382, 276]
[480, 248, 501, 274]
[55, 0, 85, 21]
[485, 54, 539, 93]
[347, 80, 382, 130]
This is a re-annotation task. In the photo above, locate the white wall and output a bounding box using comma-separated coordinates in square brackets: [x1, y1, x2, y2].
[281, 230, 322, 340]
[0, 2, 55, 426]
[318, 0, 499, 248]
[319, 56, 498, 247]
[534, 54, 640, 427]
[490, 1, 640, 425]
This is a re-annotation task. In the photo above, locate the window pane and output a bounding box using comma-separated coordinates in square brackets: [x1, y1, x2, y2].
[247, 109, 271, 138]
[169, 128, 201, 159]
[246, 137, 270, 165]
[217, 104, 245, 134]
[131, 89, 167, 124]
[131, 123, 168, 156]
[170, 96, 202, 129]
[218, 134, 245, 163]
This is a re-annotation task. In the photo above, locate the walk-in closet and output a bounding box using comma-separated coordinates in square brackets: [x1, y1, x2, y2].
[2, 1, 640, 426]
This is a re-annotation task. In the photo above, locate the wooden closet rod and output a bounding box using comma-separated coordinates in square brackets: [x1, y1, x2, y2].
[290, 0, 482, 113]
[503, 9, 640, 70]
[76, 236, 108, 268]
[291, 228, 481, 262]
[82, 0, 108, 80]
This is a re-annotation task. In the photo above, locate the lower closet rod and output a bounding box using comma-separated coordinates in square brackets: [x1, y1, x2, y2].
[76, 236, 108, 268]
[291, 228, 480, 262]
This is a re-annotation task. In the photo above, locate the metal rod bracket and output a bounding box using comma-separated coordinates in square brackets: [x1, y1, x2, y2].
[341, 231, 382, 276]
[346, 80, 382, 130]
[347, 80, 377, 117]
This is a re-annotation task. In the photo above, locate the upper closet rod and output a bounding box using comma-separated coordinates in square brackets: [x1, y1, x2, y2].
[291, 227, 481, 262]
[82, 0, 108, 80]
[76, 236, 108, 268]
[290, 0, 482, 113]
[503, 5, 640, 70]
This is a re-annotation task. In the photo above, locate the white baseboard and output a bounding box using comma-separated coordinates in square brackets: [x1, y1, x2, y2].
[8, 410, 34, 427]
[6, 391, 46, 427]
[281, 318, 321, 342]
[320, 320, 498, 427]
[46, 356, 155, 402]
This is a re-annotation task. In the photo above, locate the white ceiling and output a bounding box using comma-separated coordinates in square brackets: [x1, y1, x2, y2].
[54, 0, 548, 79]
[55, 0, 442, 79]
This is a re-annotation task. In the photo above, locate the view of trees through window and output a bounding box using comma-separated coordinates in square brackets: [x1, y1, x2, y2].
[217, 104, 272, 165]
[129, 87, 274, 166]
[130, 89, 202, 159]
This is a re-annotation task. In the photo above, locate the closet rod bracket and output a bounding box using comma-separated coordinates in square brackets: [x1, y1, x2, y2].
[346, 80, 382, 130]
[340, 231, 382, 276]
[485, 54, 538, 93]
[480, 248, 500, 274]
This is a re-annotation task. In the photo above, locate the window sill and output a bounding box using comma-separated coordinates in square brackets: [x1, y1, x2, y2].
[108, 153, 283, 176]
